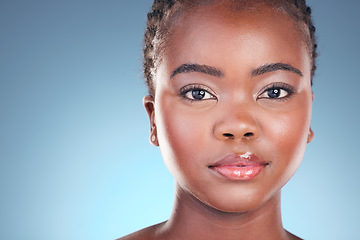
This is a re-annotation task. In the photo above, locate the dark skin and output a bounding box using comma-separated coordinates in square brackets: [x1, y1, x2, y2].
[120, 3, 313, 240]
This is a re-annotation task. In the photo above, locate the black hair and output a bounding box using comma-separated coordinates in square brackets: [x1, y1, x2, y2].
[144, 0, 317, 96]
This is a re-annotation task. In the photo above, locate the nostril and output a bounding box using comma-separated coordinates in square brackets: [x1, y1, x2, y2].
[244, 132, 254, 137]
[223, 133, 234, 139]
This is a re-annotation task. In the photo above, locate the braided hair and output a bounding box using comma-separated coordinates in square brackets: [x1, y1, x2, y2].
[143, 0, 317, 96]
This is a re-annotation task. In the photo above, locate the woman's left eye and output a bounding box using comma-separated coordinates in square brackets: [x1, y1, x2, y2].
[258, 83, 295, 100]
[184, 89, 215, 100]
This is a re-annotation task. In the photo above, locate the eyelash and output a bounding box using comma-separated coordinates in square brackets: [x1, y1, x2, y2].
[179, 84, 217, 102]
[178, 82, 294, 102]
[257, 82, 295, 101]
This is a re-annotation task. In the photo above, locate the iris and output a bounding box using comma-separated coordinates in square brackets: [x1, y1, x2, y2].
[192, 89, 206, 100]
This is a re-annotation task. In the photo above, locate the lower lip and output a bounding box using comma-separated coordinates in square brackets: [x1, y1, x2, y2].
[211, 165, 265, 181]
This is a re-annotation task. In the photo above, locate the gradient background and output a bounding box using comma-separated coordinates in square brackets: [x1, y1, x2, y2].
[1, 0, 359, 239]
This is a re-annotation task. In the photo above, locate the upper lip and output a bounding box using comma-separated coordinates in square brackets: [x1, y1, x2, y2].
[209, 152, 269, 167]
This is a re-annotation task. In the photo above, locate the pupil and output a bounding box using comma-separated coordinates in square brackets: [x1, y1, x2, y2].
[192, 90, 205, 99]
[268, 88, 280, 98]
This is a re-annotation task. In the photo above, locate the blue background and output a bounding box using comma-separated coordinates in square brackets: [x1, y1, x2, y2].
[1, 0, 359, 239]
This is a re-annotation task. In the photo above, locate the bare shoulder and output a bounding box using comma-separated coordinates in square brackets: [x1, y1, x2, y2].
[286, 230, 303, 240]
[116, 222, 165, 240]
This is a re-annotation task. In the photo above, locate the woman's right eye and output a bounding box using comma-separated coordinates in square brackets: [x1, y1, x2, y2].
[184, 89, 215, 100]
[179, 85, 217, 102]
[179, 84, 217, 101]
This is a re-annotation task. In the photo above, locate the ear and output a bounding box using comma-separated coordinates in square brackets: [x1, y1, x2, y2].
[143, 95, 159, 146]
[307, 127, 314, 143]
[307, 92, 315, 143]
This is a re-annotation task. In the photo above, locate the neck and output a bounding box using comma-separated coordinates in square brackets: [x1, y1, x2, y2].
[159, 183, 289, 240]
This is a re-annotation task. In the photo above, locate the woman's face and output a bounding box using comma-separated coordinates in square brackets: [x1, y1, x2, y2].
[145, 4, 313, 212]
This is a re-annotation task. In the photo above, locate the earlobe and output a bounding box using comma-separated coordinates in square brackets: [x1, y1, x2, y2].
[143, 95, 159, 146]
[307, 127, 314, 143]
[307, 93, 314, 144]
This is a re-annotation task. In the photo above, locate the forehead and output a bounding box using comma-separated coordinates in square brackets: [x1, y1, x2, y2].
[161, 3, 310, 78]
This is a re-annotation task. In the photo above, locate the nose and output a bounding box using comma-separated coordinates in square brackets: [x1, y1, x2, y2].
[214, 110, 260, 141]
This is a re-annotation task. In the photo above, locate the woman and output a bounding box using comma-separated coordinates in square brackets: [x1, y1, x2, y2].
[120, 0, 317, 239]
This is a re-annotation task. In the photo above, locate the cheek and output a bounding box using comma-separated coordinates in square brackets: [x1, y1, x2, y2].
[262, 97, 312, 179]
[155, 95, 212, 179]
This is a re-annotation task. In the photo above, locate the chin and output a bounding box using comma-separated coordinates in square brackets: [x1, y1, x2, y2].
[192, 187, 279, 214]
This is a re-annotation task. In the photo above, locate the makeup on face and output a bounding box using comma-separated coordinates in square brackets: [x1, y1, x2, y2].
[150, 4, 313, 213]
[209, 152, 270, 181]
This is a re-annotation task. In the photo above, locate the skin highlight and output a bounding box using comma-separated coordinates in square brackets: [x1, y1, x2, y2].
[120, 2, 314, 240]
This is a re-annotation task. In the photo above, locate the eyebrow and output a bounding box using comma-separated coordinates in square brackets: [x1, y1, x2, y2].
[170, 63, 224, 78]
[251, 63, 303, 77]
[170, 62, 303, 79]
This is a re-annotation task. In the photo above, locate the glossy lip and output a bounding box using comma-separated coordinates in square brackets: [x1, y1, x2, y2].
[209, 152, 269, 181]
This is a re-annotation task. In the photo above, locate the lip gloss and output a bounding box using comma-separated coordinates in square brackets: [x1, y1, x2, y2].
[209, 152, 269, 181]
